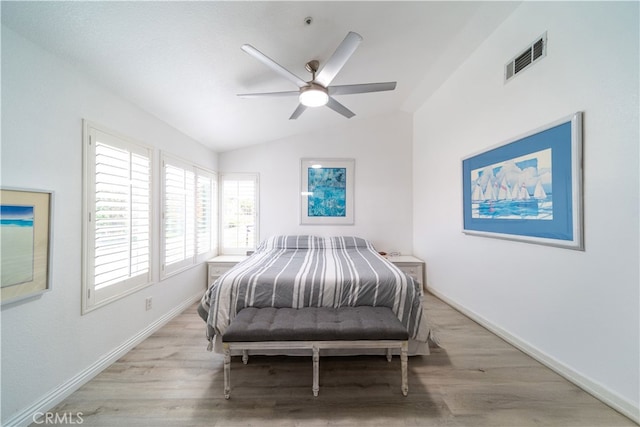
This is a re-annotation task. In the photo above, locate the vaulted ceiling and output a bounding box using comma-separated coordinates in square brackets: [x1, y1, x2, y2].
[2, 1, 520, 151]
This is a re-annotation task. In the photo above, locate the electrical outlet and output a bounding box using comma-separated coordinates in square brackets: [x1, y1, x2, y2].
[145, 297, 152, 311]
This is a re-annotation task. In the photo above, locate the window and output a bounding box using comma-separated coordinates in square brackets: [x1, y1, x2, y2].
[161, 153, 217, 278]
[82, 121, 153, 313]
[220, 173, 259, 254]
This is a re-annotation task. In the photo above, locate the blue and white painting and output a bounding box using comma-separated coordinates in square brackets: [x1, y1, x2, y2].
[462, 114, 582, 247]
[470, 148, 552, 220]
[1, 205, 35, 287]
[308, 167, 347, 217]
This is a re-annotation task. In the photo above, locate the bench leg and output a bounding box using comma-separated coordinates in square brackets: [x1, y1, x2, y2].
[242, 350, 249, 364]
[223, 343, 231, 399]
[386, 348, 392, 362]
[401, 341, 408, 397]
[312, 346, 319, 397]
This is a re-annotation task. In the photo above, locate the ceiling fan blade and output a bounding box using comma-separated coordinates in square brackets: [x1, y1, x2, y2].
[241, 44, 307, 88]
[329, 82, 397, 96]
[314, 32, 363, 87]
[238, 91, 299, 98]
[326, 97, 355, 119]
[289, 104, 307, 120]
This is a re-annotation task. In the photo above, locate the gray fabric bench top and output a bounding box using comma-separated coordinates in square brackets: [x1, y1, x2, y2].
[223, 306, 409, 342]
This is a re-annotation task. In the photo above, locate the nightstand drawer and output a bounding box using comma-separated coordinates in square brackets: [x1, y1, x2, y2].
[206, 255, 249, 288]
[387, 255, 426, 293]
[397, 265, 421, 283]
[208, 264, 232, 281]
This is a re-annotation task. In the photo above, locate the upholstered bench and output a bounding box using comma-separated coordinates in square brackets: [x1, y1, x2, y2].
[222, 306, 409, 399]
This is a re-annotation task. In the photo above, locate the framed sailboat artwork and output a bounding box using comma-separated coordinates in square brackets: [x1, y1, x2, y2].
[462, 112, 584, 250]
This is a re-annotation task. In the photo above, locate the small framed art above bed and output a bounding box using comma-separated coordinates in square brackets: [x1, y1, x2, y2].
[198, 235, 436, 356]
[300, 159, 355, 225]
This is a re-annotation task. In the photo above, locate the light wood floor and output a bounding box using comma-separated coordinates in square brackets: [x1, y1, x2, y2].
[41, 295, 636, 427]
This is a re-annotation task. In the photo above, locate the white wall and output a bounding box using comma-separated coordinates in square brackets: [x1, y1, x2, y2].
[219, 111, 414, 255]
[413, 1, 638, 421]
[1, 27, 218, 425]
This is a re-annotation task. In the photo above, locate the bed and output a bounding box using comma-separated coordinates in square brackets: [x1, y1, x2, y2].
[197, 235, 435, 355]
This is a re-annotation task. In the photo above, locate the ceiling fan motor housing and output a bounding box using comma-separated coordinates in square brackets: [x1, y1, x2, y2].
[299, 83, 329, 107]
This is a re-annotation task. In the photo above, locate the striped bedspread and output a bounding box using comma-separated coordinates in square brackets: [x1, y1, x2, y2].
[198, 236, 431, 345]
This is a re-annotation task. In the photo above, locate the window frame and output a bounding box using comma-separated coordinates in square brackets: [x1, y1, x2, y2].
[219, 173, 259, 255]
[160, 152, 218, 279]
[82, 121, 154, 314]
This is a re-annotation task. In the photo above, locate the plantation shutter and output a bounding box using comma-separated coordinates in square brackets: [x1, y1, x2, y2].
[94, 142, 151, 288]
[196, 170, 217, 256]
[83, 123, 153, 313]
[162, 155, 217, 278]
[220, 174, 259, 254]
[163, 160, 195, 275]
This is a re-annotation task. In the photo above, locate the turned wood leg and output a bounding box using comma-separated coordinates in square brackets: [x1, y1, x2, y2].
[386, 348, 392, 362]
[401, 341, 408, 397]
[242, 350, 249, 364]
[224, 343, 231, 399]
[312, 346, 319, 397]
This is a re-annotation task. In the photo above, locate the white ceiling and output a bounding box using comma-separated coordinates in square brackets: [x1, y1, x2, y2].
[1, 1, 520, 152]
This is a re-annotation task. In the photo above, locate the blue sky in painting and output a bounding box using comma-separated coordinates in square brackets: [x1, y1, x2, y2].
[1, 205, 34, 226]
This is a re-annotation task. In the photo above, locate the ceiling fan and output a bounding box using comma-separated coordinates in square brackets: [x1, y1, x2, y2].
[237, 31, 397, 120]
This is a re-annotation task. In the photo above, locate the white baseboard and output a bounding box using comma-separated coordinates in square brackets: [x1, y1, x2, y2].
[427, 288, 639, 425]
[3, 292, 203, 427]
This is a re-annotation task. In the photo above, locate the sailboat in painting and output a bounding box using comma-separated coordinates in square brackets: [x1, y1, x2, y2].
[470, 148, 553, 220]
[533, 180, 547, 199]
[497, 177, 511, 200]
[518, 183, 531, 200]
[472, 183, 483, 202]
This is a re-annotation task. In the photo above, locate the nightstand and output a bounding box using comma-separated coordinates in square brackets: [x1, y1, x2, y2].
[387, 255, 426, 292]
[206, 255, 248, 288]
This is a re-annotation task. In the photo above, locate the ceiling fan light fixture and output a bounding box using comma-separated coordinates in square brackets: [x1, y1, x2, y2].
[240, 31, 396, 119]
[299, 85, 329, 107]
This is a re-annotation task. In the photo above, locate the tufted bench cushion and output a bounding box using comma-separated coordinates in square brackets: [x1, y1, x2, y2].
[221, 306, 410, 399]
[223, 306, 409, 342]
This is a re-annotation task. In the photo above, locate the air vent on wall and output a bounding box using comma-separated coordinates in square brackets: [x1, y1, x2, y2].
[505, 32, 547, 82]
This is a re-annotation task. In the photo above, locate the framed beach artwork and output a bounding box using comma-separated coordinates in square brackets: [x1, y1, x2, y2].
[462, 112, 583, 250]
[300, 158, 355, 225]
[1, 188, 53, 304]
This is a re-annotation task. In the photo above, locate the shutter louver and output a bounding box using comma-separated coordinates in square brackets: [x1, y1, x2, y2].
[94, 142, 150, 290]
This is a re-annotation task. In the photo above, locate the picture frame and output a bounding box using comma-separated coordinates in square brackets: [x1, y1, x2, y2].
[1, 188, 53, 304]
[462, 112, 583, 250]
[300, 158, 355, 225]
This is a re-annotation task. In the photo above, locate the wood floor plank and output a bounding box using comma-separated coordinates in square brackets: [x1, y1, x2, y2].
[37, 295, 636, 426]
